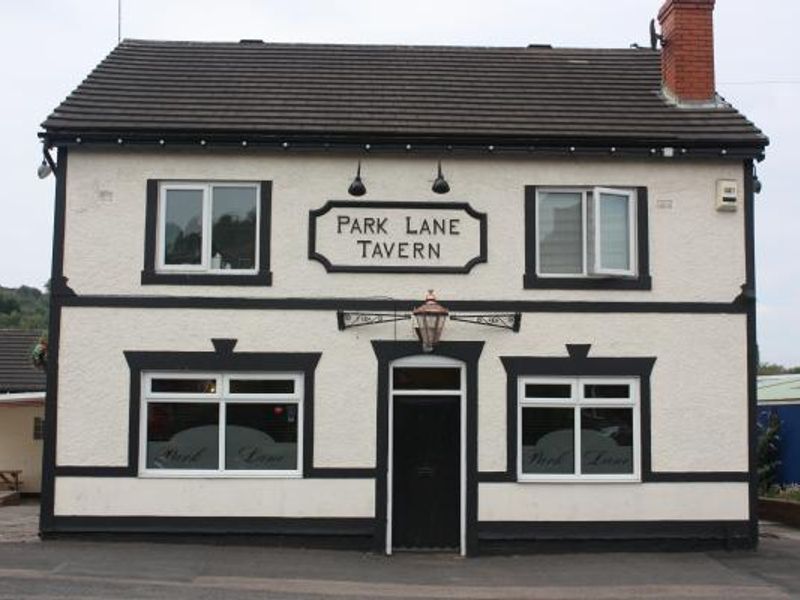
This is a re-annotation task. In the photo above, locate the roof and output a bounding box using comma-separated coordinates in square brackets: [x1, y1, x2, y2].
[0, 330, 46, 394]
[41, 39, 767, 151]
[758, 375, 800, 405]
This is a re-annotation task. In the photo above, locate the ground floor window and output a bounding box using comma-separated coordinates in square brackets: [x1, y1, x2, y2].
[517, 377, 640, 481]
[140, 371, 302, 476]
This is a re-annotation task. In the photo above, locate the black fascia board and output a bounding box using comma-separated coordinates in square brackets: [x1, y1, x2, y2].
[38, 130, 768, 159]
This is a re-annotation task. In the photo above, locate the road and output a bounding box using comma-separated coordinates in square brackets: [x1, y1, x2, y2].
[1, 503, 799, 599]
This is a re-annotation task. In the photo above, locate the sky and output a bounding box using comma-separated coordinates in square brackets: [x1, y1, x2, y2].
[1, 0, 798, 365]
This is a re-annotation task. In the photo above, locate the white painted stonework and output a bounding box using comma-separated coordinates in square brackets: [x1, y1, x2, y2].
[54, 477, 374, 517]
[54, 305, 748, 521]
[51, 148, 752, 528]
[478, 482, 749, 521]
[62, 150, 746, 302]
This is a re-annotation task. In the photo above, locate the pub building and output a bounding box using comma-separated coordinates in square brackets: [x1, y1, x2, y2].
[38, 0, 766, 553]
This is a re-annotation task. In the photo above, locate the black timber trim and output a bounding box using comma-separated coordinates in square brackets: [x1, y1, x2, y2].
[498, 352, 656, 482]
[53, 465, 375, 478]
[371, 340, 484, 556]
[40, 147, 68, 536]
[58, 295, 748, 314]
[44, 515, 374, 541]
[308, 200, 487, 274]
[120, 350, 372, 478]
[140, 180, 273, 286]
[477, 520, 753, 552]
[486, 351, 749, 484]
[743, 159, 759, 547]
[39, 132, 768, 161]
[523, 186, 652, 290]
[48, 348, 376, 479]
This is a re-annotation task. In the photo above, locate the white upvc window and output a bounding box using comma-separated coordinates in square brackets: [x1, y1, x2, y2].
[156, 182, 260, 274]
[140, 371, 303, 477]
[517, 376, 640, 482]
[535, 187, 637, 278]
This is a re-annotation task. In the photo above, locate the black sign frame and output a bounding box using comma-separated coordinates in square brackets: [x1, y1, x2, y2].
[308, 200, 488, 274]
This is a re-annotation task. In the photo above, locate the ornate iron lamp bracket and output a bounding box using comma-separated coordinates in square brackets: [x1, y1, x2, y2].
[337, 310, 521, 332]
[449, 312, 521, 332]
[337, 310, 412, 331]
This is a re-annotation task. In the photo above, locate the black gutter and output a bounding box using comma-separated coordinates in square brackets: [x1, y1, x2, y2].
[38, 131, 768, 160]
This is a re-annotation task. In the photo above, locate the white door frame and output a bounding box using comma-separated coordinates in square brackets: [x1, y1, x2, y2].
[386, 354, 466, 556]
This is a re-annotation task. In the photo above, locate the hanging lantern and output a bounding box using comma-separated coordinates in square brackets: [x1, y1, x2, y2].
[412, 290, 449, 352]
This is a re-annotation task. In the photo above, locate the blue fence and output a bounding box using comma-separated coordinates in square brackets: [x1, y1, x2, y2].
[758, 403, 800, 486]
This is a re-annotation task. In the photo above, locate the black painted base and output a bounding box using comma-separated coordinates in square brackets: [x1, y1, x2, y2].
[40, 516, 756, 555]
[478, 520, 756, 554]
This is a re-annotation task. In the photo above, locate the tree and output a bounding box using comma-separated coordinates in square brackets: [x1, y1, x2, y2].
[758, 362, 800, 376]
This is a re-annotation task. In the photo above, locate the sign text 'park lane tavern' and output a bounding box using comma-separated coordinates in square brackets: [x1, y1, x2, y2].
[309, 201, 487, 273]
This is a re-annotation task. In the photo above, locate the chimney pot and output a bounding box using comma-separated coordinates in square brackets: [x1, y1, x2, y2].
[657, 0, 716, 103]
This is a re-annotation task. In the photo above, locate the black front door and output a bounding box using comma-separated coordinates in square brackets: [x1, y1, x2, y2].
[392, 395, 460, 550]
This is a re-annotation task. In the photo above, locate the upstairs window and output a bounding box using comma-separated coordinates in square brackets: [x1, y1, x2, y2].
[524, 186, 650, 290]
[159, 183, 258, 273]
[142, 180, 272, 286]
[537, 187, 635, 277]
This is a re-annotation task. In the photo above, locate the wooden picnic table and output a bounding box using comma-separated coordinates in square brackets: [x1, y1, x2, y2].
[0, 470, 21, 491]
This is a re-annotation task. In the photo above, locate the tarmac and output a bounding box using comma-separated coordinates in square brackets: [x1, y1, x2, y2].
[1, 501, 799, 599]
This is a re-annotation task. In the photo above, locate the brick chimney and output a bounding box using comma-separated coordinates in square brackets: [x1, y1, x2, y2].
[658, 0, 716, 103]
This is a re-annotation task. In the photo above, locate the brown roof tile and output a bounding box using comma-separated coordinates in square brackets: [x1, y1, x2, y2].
[41, 40, 767, 148]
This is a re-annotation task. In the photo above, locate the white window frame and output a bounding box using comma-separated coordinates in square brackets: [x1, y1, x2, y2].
[139, 370, 303, 478]
[156, 182, 260, 275]
[592, 187, 637, 277]
[534, 187, 637, 279]
[517, 376, 640, 483]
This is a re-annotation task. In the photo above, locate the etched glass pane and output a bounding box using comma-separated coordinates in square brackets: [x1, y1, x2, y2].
[225, 403, 298, 470]
[163, 189, 203, 265]
[581, 408, 634, 474]
[146, 403, 219, 469]
[211, 186, 257, 270]
[520, 407, 575, 474]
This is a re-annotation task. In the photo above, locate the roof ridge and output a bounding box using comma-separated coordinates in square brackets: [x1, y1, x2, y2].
[119, 38, 655, 53]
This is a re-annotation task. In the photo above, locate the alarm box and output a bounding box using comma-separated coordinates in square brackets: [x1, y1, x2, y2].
[716, 180, 739, 212]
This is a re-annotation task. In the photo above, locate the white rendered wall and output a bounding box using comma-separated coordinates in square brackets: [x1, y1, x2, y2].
[57, 307, 748, 476]
[0, 404, 44, 493]
[54, 477, 373, 517]
[478, 482, 749, 521]
[61, 149, 746, 303]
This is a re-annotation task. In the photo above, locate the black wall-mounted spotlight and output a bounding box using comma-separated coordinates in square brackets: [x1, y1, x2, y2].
[432, 161, 450, 194]
[348, 161, 367, 197]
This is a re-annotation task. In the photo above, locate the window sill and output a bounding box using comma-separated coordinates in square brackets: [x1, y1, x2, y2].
[516, 476, 641, 484]
[138, 471, 302, 479]
[141, 269, 273, 286]
[523, 274, 652, 290]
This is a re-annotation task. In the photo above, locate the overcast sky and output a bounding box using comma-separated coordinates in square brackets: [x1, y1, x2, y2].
[1, 0, 798, 365]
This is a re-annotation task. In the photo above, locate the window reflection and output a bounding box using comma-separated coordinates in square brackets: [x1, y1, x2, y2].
[580, 408, 633, 474]
[164, 189, 203, 265]
[146, 403, 219, 469]
[225, 403, 298, 470]
[521, 407, 575, 474]
[211, 186, 257, 270]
